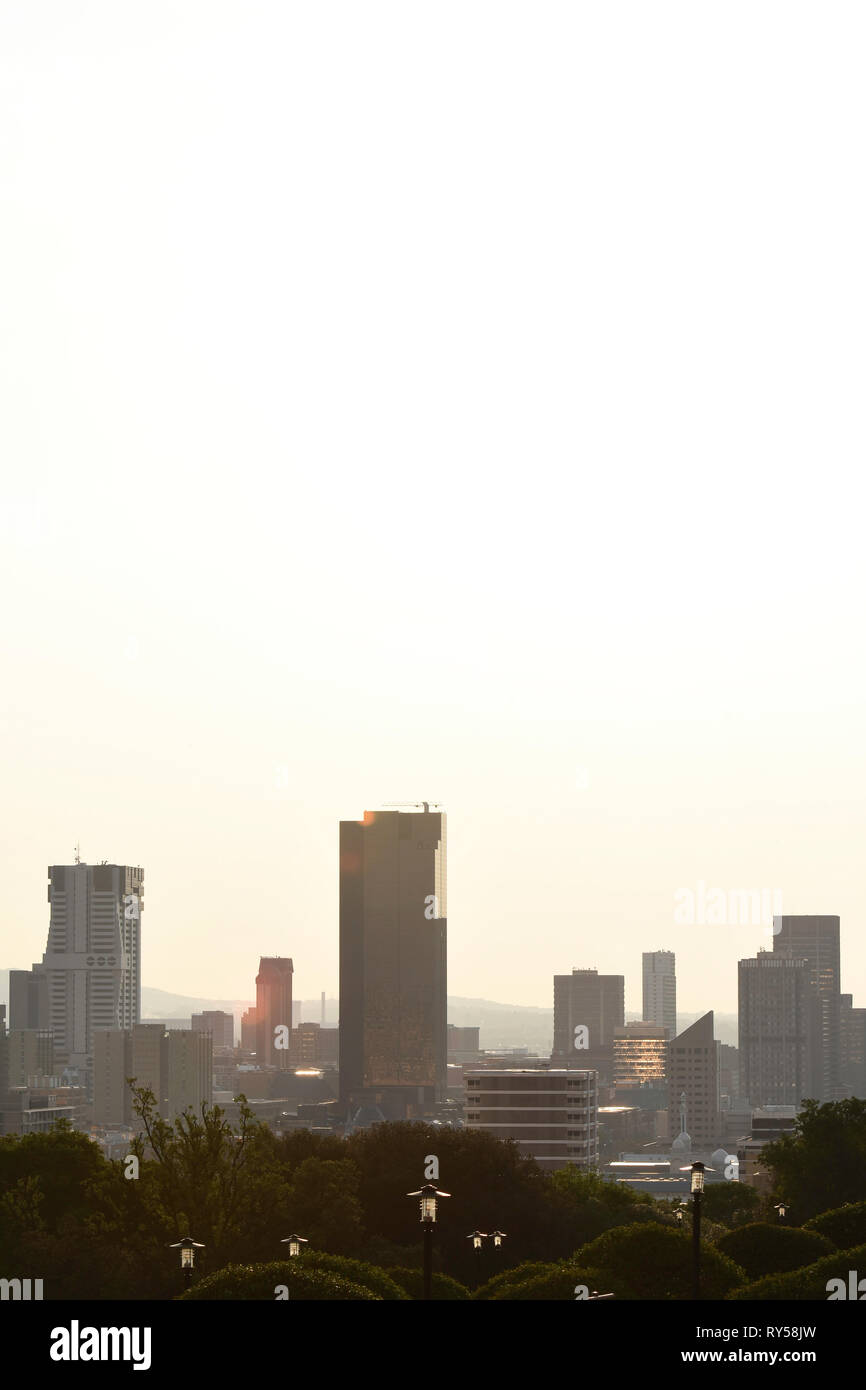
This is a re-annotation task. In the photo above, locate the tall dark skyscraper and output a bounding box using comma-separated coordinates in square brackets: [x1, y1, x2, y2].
[773, 914, 842, 1101]
[339, 806, 447, 1113]
[256, 957, 293, 1069]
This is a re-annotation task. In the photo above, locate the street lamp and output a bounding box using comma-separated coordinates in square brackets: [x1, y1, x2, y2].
[168, 1236, 205, 1288]
[679, 1162, 713, 1300]
[280, 1234, 309, 1257]
[467, 1230, 486, 1251]
[490, 1230, 507, 1250]
[774, 1202, 790, 1221]
[407, 1181, 450, 1301]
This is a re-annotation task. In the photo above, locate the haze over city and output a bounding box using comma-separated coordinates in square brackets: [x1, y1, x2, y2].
[2, 3, 864, 1017]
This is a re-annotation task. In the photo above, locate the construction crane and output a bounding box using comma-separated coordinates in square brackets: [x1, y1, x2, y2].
[382, 801, 442, 813]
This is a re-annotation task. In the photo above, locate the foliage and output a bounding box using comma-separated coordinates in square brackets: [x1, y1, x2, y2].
[699, 1181, 761, 1228]
[471, 1260, 567, 1300]
[288, 1252, 409, 1299]
[574, 1223, 746, 1300]
[713, 1223, 833, 1279]
[761, 1098, 866, 1220]
[727, 1242, 866, 1301]
[385, 1267, 470, 1300]
[803, 1201, 866, 1250]
[178, 1260, 379, 1300]
[488, 1265, 607, 1300]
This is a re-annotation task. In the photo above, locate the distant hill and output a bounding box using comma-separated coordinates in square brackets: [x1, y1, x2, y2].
[0, 972, 737, 1048]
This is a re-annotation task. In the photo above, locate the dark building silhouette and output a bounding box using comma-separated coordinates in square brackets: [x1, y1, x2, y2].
[772, 914, 842, 1101]
[552, 968, 624, 1085]
[9, 969, 48, 1031]
[739, 953, 820, 1106]
[256, 958, 293, 1069]
[339, 806, 447, 1114]
[841, 994, 866, 1098]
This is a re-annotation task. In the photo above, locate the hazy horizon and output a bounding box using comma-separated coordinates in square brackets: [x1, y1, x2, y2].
[2, 5, 864, 1018]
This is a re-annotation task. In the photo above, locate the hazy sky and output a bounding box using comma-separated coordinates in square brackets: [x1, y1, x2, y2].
[2, 4, 864, 1017]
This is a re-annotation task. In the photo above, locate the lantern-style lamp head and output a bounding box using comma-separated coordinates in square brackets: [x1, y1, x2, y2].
[467, 1230, 486, 1250]
[169, 1236, 205, 1270]
[774, 1202, 789, 1219]
[490, 1230, 507, 1248]
[679, 1161, 712, 1192]
[280, 1234, 309, 1257]
[406, 1182, 451, 1223]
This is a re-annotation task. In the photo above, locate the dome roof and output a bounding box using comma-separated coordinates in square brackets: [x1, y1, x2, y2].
[711, 1147, 730, 1169]
[671, 1130, 692, 1152]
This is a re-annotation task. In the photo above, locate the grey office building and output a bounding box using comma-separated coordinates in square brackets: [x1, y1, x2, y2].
[642, 950, 676, 1037]
[739, 953, 820, 1107]
[552, 968, 624, 1084]
[773, 915, 842, 1101]
[16, 863, 143, 1096]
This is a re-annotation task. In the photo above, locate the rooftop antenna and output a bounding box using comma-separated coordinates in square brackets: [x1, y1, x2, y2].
[382, 801, 442, 813]
[74, 841, 81, 865]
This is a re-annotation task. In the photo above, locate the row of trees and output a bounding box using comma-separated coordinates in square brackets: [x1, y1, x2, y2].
[2, 1090, 866, 1299]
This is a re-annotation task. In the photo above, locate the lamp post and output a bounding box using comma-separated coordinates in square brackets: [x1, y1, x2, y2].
[774, 1202, 790, 1222]
[689, 1163, 705, 1299]
[168, 1236, 205, 1290]
[407, 1181, 450, 1301]
[280, 1234, 309, 1257]
[490, 1230, 507, 1251]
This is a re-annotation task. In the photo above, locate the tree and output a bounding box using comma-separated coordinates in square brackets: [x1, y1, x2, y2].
[728, 1242, 866, 1301]
[343, 1122, 561, 1284]
[761, 1098, 866, 1220]
[714, 1223, 833, 1278]
[804, 1200, 866, 1250]
[574, 1223, 745, 1300]
[699, 1180, 761, 1228]
[283, 1158, 365, 1254]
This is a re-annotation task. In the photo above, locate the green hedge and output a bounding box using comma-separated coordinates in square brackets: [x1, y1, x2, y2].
[178, 1261, 380, 1300]
[488, 1265, 608, 1301]
[728, 1242, 866, 1301]
[386, 1267, 470, 1300]
[289, 1252, 409, 1300]
[575, 1223, 745, 1300]
[804, 1202, 866, 1250]
[714, 1223, 834, 1279]
[471, 1261, 570, 1301]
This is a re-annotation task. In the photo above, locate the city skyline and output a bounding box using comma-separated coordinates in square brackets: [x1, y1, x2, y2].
[1, 833, 857, 1018]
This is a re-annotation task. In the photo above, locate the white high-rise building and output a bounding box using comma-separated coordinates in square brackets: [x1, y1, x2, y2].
[30, 862, 143, 1093]
[642, 950, 676, 1037]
